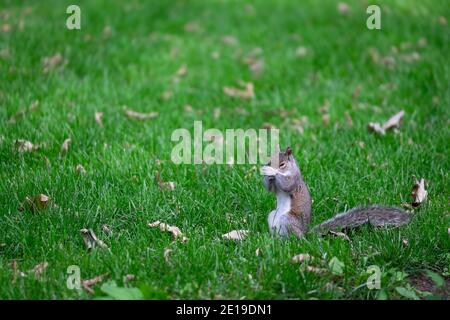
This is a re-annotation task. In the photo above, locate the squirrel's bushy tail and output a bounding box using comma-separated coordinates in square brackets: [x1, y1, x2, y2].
[311, 206, 412, 234]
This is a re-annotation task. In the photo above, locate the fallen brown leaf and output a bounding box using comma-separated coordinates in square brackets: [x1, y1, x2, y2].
[82, 273, 108, 294]
[383, 110, 405, 130]
[94, 112, 103, 126]
[302, 265, 327, 274]
[80, 228, 108, 250]
[29, 262, 48, 278]
[222, 230, 249, 241]
[411, 177, 427, 207]
[344, 112, 353, 127]
[223, 82, 254, 99]
[123, 274, 135, 286]
[42, 53, 67, 74]
[368, 110, 405, 135]
[322, 114, 330, 126]
[337, 2, 350, 14]
[102, 224, 111, 234]
[295, 46, 308, 57]
[60, 138, 71, 155]
[222, 35, 238, 46]
[164, 248, 173, 263]
[329, 231, 351, 241]
[19, 194, 51, 213]
[14, 139, 34, 152]
[124, 108, 158, 120]
[75, 164, 86, 174]
[155, 171, 176, 190]
[291, 253, 313, 264]
[9, 100, 39, 124]
[148, 221, 188, 242]
[184, 21, 201, 33]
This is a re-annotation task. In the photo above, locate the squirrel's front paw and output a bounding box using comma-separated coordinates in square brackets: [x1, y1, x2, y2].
[260, 166, 278, 176]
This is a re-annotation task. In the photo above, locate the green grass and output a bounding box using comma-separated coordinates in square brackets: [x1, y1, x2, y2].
[0, 0, 449, 299]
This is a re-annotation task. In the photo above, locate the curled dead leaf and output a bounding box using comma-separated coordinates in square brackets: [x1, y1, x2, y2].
[42, 53, 67, 73]
[368, 110, 405, 135]
[95, 112, 103, 126]
[80, 228, 108, 250]
[9, 100, 39, 124]
[382, 110, 405, 131]
[14, 139, 34, 152]
[124, 107, 158, 120]
[222, 35, 238, 46]
[75, 164, 86, 174]
[155, 171, 176, 190]
[411, 177, 427, 207]
[301, 265, 327, 274]
[337, 2, 350, 14]
[19, 194, 51, 213]
[291, 253, 313, 264]
[148, 221, 188, 242]
[82, 273, 108, 294]
[29, 262, 48, 278]
[164, 248, 173, 263]
[102, 224, 111, 235]
[60, 138, 71, 155]
[222, 230, 249, 241]
[223, 82, 254, 99]
[329, 231, 351, 241]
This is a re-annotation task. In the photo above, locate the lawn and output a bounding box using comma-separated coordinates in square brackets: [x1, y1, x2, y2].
[0, 0, 449, 300]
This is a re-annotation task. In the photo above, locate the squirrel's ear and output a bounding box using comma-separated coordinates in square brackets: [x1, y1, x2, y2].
[285, 147, 292, 156]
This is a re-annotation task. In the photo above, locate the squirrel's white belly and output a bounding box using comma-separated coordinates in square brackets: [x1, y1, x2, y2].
[268, 191, 292, 236]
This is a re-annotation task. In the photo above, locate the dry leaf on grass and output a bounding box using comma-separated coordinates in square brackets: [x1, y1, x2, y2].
[94, 112, 103, 126]
[19, 194, 52, 213]
[184, 21, 201, 33]
[329, 231, 351, 241]
[295, 46, 308, 57]
[344, 112, 353, 127]
[82, 273, 108, 294]
[223, 82, 254, 99]
[175, 64, 188, 77]
[80, 228, 108, 250]
[368, 110, 405, 135]
[337, 2, 350, 14]
[322, 114, 331, 126]
[148, 221, 188, 242]
[29, 262, 48, 278]
[411, 177, 427, 207]
[75, 164, 86, 174]
[9, 100, 39, 124]
[255, 248, 260, 256]
[42, 53, 67, 73]
[367, 122, 386, 135]
[11, 260, 26, 283]
[102, 224, 111, 235]
[222, 35, 238, 46]
[60, 138, 71, 155]
[124, 108, 158, 120]
[291, 253, 313, 264]
[222, 230, 249, 241]
[155, 171, 176, 190]
[301, 265, 327, 274]
[14, 139, 34, 152]
[164, 248, 173, 263]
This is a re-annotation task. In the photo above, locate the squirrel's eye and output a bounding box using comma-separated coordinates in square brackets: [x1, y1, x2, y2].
[279, 162, 286, 168]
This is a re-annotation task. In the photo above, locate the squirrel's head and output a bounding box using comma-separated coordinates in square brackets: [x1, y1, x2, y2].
[267, 146, 300, 175]
[263, 146, 301, 193]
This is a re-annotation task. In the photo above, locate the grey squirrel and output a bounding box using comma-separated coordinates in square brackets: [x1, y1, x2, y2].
[261, 147, 412, 238]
